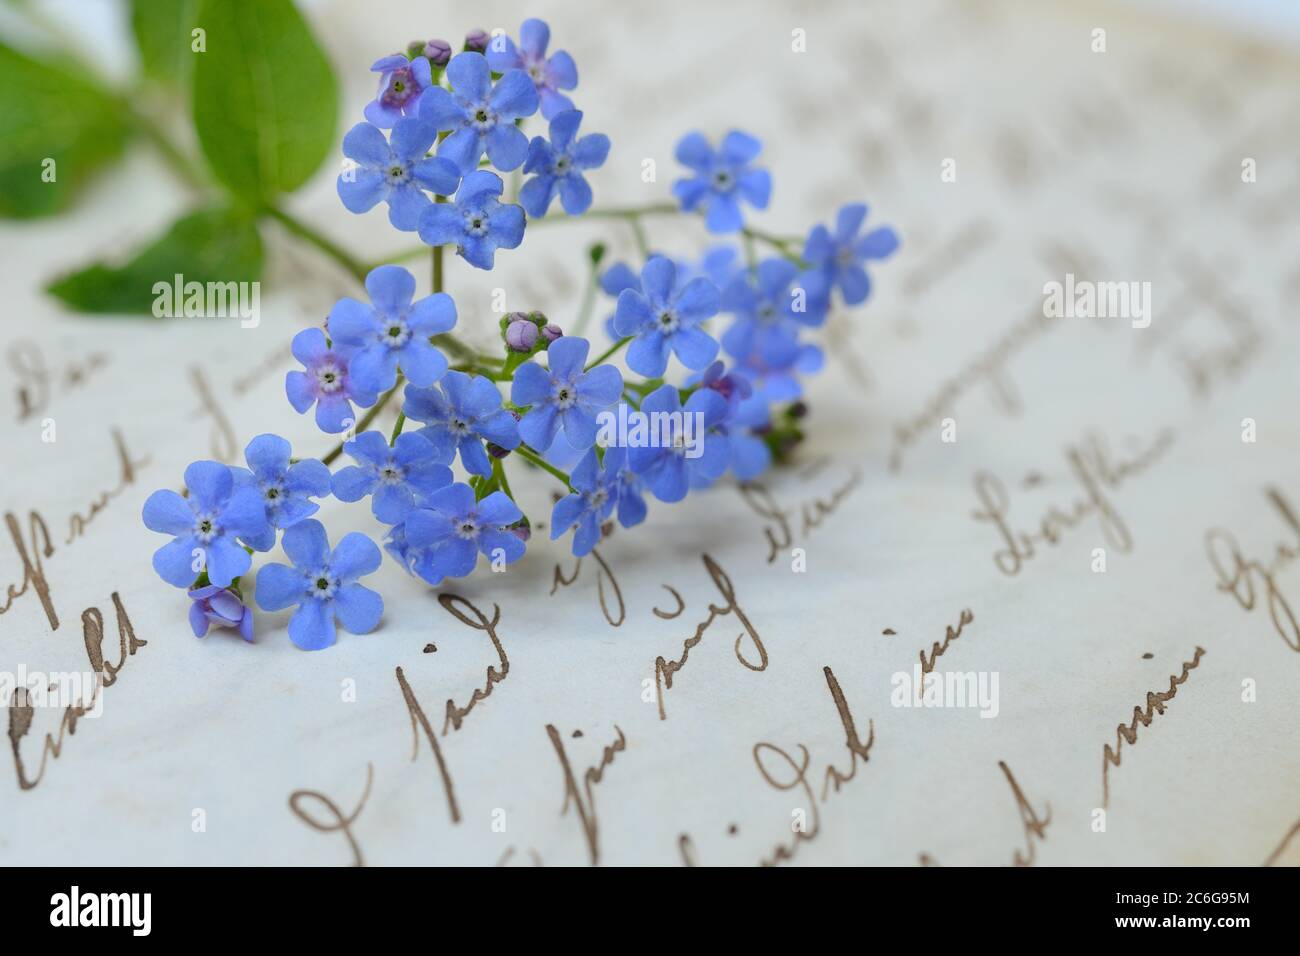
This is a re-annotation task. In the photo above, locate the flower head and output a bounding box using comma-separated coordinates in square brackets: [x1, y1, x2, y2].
[802, 203, 899, 305]
[254, 520, 384, 651]
[733, 334, 824, 402]
[142, 461, 268, 588]
[599, 246, 739, 339]
[417, 170, 526, 270]
[720, 257, 826, 362]
[485, 18, 578, 120]
[725, 392, 774, 481]
[331, 431, 453, 524]
[417, 51, 539, 173]
[511, 336, 623, 451]
[520, 110, 609, 217]
[401, 483, 525, 584]
[551, 446, 641, 556]
[613, 256, 720, 377]
[327, 265, 456, 393]
[690, 362, 771, 481]
[672, 131, 771, 233]
[610, 447, 648, 528]
[285, 328, 378, 434]
[383, 521, 415, 573]
[627, 384, 730, 502]
[402, 371, 520, 477]
[187, 585, 254, 642]
[231, 434, 332, 551]
[365, 54, 433, 128]
[338, 118, 461, 231]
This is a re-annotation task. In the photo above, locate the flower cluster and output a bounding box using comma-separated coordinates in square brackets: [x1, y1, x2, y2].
[338, 18, 608, 271]
[142, 17, 897, 650]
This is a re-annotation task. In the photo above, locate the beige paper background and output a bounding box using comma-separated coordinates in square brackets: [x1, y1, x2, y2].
[1, 0, 1297, 865]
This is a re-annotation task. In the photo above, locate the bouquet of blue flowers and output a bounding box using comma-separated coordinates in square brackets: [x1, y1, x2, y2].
[140, 17, 899, 649]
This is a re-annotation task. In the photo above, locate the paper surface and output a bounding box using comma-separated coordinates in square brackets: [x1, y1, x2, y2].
[3, 0, 1299, 866]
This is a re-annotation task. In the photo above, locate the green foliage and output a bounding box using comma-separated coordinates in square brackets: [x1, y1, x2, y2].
[46, 206, 263, 315]
[0, 41, 131, 218]
[190, 0, 339, 204]
[130, 0, 199, 85]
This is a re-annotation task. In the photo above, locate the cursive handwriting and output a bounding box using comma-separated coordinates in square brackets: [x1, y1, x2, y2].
[550, 547, 625, 626]
[8, 593, 143, 789]
[395, 665, 459, 824]
[1101, 646, 1206, 807]
[188, 365, 238, 462]
[0, 510, 57, 631]
[439, 594, 509, 734]
[393, 593, 512, 826]
[736, 466, 863, 564]
[546, 722, 626, 865]
[652, 554, 767, 720]
[65, 427, 151, 545]
[288, 763, 373, 867]
[917, 608, 975, 675]
[1000, 760, 1051, 866]
[8, 338, 109, 422]
[972, 429, 1174, 576]
[755, 666, 875, 866]
[1204, 486, 1300, 652]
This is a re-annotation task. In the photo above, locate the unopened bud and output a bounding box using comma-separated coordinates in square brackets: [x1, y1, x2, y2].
[506, 318, 538, 352]
[424, 38, 452, 66]
[488, 413, 522, 459]
[464, 29, 490, 53]
[541, 323, 563, 342]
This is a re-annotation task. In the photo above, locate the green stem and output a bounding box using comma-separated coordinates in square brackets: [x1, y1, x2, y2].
[264, 206, 369, 283]
[366, 245, 428, 268]
[572, 256, 600, 337]
[531, 202, 679, 224]
[625, 376, 664, 394]
[742, 225, 806, 266]
[514, 445, 572, 490]
[493, 457, 515, 500]
[586, 336, 632, 371]
[432, 333, 476, 363]
[129, 108, 205, 190]
[389, 411, 406, 445]
[628, 216, 650, 258]
[321, 376, 404, 466]
[432, 197, 446, 292]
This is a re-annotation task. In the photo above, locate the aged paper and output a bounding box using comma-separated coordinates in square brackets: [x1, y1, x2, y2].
[2, 0, 1299, 866]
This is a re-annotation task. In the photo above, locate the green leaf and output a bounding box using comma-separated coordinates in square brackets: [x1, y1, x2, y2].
[46, 206, 263, 315]
[190, 0, 338, 203]
[0, 41, 131, 218]
[130, 0, 200, 85]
